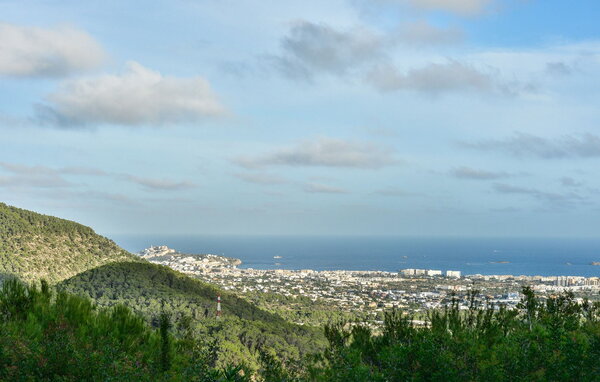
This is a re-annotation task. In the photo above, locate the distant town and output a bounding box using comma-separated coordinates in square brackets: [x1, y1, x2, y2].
[138, 246, 600, 326]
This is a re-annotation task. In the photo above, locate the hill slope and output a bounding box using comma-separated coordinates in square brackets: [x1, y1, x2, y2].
[0, 202, 137, 283]
[0, 202, 326, 368]
[59, 261, 326, 368]
[60, 261, 285, 322]
[0, 278, 251, 381]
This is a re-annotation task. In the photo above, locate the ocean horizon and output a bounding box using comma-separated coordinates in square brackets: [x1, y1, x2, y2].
[111, 235, 600, 278]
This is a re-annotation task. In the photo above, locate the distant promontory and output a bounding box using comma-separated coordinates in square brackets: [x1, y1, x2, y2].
[137, 245, 242, 274]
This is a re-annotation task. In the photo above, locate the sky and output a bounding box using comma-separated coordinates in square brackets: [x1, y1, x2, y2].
[1, 0, 600, 237]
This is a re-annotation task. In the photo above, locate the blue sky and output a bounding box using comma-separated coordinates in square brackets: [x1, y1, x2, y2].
[1, 0, 600, 237]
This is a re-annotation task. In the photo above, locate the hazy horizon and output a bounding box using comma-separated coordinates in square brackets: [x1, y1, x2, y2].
[111, 234, 600, 277]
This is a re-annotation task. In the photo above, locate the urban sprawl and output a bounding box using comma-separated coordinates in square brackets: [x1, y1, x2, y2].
[139, 246, 600, 326]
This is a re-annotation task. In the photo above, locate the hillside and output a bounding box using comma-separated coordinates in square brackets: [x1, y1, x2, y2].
[0, 202, 325, 369]
[59, 261, 326, 368]
[0, 278, 250, 381]
[59, 261, 285, 322]
[0, 202, 138, 283]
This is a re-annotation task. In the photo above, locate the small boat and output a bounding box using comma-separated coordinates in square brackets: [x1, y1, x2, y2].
[273, 256, 283, 259]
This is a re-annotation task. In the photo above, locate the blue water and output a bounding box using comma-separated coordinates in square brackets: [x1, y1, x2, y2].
[111, 235, 600, 277]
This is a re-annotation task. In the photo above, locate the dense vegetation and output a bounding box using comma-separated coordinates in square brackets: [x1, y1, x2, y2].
[59, 261, 327, 369]
[242, 291, 372, 327]
[6, 278, 597, 381]
[272, 289, 600, 381]
[0, 202, 137, 283]
[0, 278, 250, 381]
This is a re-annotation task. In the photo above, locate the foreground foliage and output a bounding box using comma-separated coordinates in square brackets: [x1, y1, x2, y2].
[293, 288, 600, 382]
[0, 278, 250, 381]
[2, 277, 599, 381]
[59, 261, 326, 370]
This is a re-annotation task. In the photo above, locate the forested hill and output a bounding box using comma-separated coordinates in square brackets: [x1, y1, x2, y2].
[59, 261, 327, 368]
[0, 202, 325, 368]
[60, 261, 284, 323]
[0, 202, 137, 283]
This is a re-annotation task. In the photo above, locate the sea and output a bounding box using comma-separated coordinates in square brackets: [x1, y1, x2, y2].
[111, 235, 600, 278]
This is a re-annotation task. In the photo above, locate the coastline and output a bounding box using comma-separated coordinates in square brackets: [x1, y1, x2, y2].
[113, 234, 600, 278]
[133, 246, 600, 290]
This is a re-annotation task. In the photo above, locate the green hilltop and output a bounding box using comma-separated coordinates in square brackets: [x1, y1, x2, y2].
[60, 261, 287, 322]
[59, 261, 326, 368]
[0, 202, 137, 283]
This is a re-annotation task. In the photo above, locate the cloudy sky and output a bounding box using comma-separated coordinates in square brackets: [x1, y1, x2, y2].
[2, 0, 600, 237]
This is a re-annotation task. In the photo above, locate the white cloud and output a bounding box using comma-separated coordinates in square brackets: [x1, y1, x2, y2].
[394, 21, 464, 46]
[235, 137, 397, 169]
[398, 0, 493, 16]
[451, 166, 511, 180]
[272, 21, 382, 79]
[60, 166, 109, 176]
[462, 133, 600, 159]
[0, 22, 105, 77]
[0, 161, 196, 192]
[304, 183, 348, 194]
[367, 61, 496, 94]
[352, 0, 494, 17]
[560, 177, 582, 187]
[0, 162, 70, 188]
[267, 21, 598, 97]
[119, 174, 196, 191]
[234, 172, 289, 185]
[37, 62, 226, 127]
[546, 62, 572, 76]
[373, 187, 420, 196]
[492, 182, 586, 208]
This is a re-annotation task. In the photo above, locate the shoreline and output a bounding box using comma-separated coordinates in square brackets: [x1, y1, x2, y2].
[236, 263, 600, 279]
[235, 266, 600, 284]
[129, 243, 600, 279]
